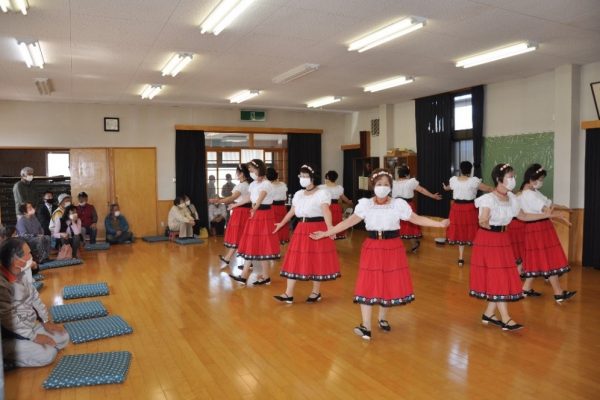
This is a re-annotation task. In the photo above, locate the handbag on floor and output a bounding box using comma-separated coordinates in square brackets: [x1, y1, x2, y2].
[57, 243, 73, 260]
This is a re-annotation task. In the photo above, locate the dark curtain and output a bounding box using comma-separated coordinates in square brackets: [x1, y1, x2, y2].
[176, 130, 208, 230]
[583, 128, 600, 268]
[343, 148, 361, 200]
[415, 93, 454, 217]
[287, 133, 321, 194]
[471, 85, 484, 178]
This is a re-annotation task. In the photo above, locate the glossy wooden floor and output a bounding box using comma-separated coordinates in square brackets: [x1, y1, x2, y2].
[4, 231, 600, 400]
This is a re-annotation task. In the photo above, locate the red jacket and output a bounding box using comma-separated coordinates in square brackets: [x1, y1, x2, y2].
[77, 204, 98, 227]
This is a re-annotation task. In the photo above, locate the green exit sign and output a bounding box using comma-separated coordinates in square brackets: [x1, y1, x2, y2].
[241, 110, 266, 122]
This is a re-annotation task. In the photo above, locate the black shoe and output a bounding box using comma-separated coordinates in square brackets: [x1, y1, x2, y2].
[378, 320, 391, 331]
[458, 259, 464, 267]
[253, 278, 271, 286]
[353, 324, 371, 340]
[523, 289, 542, 297]
[237, 263, 253, 270]
[219, 255, 230, 264]
[306, 293, 322, 303]
[481, 314, 503, 327]
[554, 290, 577, 303]
[502, 319, 524, 331]
[273, 294, 293, 304]
[228, 274, 247, 285]
[411, 241, 421, 253]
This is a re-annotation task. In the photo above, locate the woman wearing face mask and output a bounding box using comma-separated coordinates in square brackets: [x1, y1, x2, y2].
[168, 196, 195, 239]
[15, 202, 51, 266]
[318, 170, 353, 240]
[272, 164, 340, 304]
[53, 205, 83, 258]
[266, 167, 290, 245]
[230, 159, 280, 285]
[518, 164, 575, 303]
[210, 164, 253, 267]
[311, 169, 449, 340]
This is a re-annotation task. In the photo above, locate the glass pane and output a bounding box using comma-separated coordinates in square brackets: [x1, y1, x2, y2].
[454, 94, 473, 131]
[241, 149, 264, 163]
[47, 153, 71, 177]
[254, 134, 287, 148]
[222, 151, 240, 163]
[451, 140, 474, 175]
[205, 132, 249, 148]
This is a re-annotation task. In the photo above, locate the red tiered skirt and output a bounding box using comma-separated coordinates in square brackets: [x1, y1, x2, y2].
[507, 218, 526, 264]
[399, 199, 422, 239]
[280, 221, 341, 281]
[329, 202, 346, 240]
[237, 209, 281, 260]
[223, 206, 251, 249]
[521, 219, 570, 278]
[353, 238, 415, 307]
[272, 204, 290, 244]
[469, 229, 524, 302]
[446, 201, 478, 245]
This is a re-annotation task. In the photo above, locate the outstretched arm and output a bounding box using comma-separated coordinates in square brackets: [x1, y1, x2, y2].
[416, 185, 442, 200]
[310, 214, 363, 240]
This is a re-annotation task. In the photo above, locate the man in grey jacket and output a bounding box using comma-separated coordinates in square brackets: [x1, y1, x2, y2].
[12, 167, 37, 218]
[0, 238, 69, 367]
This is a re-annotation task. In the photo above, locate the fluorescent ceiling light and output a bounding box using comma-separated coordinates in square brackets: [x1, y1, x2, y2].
[17, 40, 44, 68]
[161, 53, 194, 77]
[34, 78, 53, 95]
[229, 90, 260, 103]
[456, 42, 538, 68]
[272, 63, 320, 84]
[200, 0, 255, 35]
[1, 0, 29, 15]
[140, 84, 162, 100]
[348, 16, 425, 53]
[364, 76, 414, 93]
[307, 96, 342, 108]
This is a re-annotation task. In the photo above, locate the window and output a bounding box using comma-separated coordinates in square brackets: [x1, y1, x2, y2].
[451, 93, 474, 175]
[454, 94, 473, 131]
[47, 152, 70, 177]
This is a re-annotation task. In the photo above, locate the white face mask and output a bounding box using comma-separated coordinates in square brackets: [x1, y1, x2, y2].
[250, 172, 258, 180]
[504, 177, 516, 191]
[63, 201, 71, 208]
[533, 180, 543, 189]
[27, 208, 36, 216]
[374, 186, 391, 198]
[178, 203, 186, 208]
[299, 177, 311, 188]
[114, 211, 121, 217]
[185, 200, 191, 206]
[19, 257, 33, 273]
[25, 175, 34, 182]
[70, 213, 78, 220]
[79, 202, 87, 206]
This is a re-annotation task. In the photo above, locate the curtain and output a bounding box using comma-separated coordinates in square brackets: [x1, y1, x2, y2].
[471, 85, 484, 178]
[583, 128, 600, 268]
[287, 133, 321, 194]
[175, 130, 208, 230]
[343, 148, 361, 200]
[415, 93, 454, 217]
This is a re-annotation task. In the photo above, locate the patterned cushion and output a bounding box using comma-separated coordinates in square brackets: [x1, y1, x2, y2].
[39, 258, 84, 271]
[33, 273, 45, 281]
[33, 281, 44, 291]
[43, 351, 132, 389]
[51, 301, 108, 323]
[174, 237, 204, 245]
[142, 235, 169, 242]
[63, 282, 109, 299]
[64, 316, 133, 344]
[84, 242, 111, 251]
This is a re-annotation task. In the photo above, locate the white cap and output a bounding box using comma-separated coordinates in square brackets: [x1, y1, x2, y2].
[58, 193, 71, 204]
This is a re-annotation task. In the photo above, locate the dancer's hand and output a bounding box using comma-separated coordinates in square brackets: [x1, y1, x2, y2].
[273, 222, 283, 233]
[310, 231, 328, 240]
[439, 219, 450, 228]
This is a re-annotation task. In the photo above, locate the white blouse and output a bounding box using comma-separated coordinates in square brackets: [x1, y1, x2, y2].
[318, 184, 344, 200]
[354, 198, 413, 231]
[271, 182, 288, 201]
[392, 178, 419, 199]
[232, 181, 250, 204]
[449, 176, 481, 200]
[249, 179, 274, 205]
[519, 189, 552, 214]
[292, 189, 331, 218]
[475, 192, 520, 226]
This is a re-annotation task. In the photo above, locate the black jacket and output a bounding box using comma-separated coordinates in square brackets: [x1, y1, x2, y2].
[36, 201, 56, 236]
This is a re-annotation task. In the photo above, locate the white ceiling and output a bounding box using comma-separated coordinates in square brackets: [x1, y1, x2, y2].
[0, 0, 599, 111]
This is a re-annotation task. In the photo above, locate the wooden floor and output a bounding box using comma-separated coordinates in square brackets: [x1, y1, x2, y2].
[4, 231, 600, 400]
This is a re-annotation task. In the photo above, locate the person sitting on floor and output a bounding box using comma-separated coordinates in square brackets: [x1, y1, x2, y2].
[15, 202, 51, 267]
[53, 205, 83, 259]
[105, 204, 133, 244]
[76, 192, 98, 244]
[208, 198, 227, 236]
[0, 238, 70, 367]
[183, 194, 201, 235]
[168, 196, 195, 239]
[36, 191, 56, 237]
[49, 193, 71, 234]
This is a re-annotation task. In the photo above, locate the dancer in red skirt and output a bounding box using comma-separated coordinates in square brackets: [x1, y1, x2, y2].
[471, 163, 553, 331]
[230, 159, 280, 285]
[442, 161, 492, 266]
[507, 194, 526, 274]
[319, 171, 352, 240]
[272, 164, 340, 304]
[266, 167, 289, 245]
[392, 164, 442, 252]
[209, 164, 252, 268]
[518, 164, 576, 303]
[311, 168, 448, 340]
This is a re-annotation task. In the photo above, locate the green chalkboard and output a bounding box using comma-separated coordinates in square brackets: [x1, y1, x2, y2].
[482, 132, 554, 199]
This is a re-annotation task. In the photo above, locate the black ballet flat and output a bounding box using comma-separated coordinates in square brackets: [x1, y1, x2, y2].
[253, 278, 271, 286]
[228, 274, 247, 285]
[219, 255, 230, 264]
[353, 324, 371, 340]
[458, 259, 465, 267]
[411, 241, 421, 253]
[523, 289, 542, 297]
[273, 294, 293, 304]
[502, 319, 524, 331]
[306, 293, 322, 303]
[378, 320, 391, 331]
[554, 290, 577, 303]
[481, 314, 503, 327]
[237, 263, 253, 270]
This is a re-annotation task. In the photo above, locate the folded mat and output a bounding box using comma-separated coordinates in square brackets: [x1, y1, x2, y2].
[174, 237, 204, 245]
[63, 282, 109, 300]
[142, 235, 169, 242]
[51, 301, 108, 323]
[65, 315, 133, 344]
[39, 258, 83, 271]
[43, 351, 132, 389]
[84, 242, 110, 251]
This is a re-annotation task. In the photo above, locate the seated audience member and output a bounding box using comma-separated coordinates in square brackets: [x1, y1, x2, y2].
[208, 198, 227, 236]
[168, 196, 195, 239]
[54, 205, 83, 258]
[104, 204, 133, 244]
[49, 193, 71, 233]
[184, 194, 200, 234]
[76, 192, 98, 244]
[15, 202, 51, 265]
[0, 238, 69, 367]
[36, 191, 56, 236]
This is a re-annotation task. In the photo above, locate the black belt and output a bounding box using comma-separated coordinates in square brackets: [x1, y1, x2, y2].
[367, 230, 400, 240]
[255, 204, 271, 210]
[454, 199, 475, 204]
[239, 203, 252, 208]
[272, 200, 286, 205]
[482, 225, 507, 232]
[299, 217, 324, 223]
[525, 218, 550, 224]
[330, 199, 338, 204]
[396, 197, 413, 202]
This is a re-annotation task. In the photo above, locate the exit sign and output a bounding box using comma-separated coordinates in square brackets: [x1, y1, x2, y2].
[241, 110, 266, 122]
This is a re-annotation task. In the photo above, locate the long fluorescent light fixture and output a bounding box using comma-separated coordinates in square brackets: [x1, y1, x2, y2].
[34, 78, 53, 95]
[1, 0, 29, 15]
[456, 42, 538, 68]
[364, 76, 414, 93]
[229, 90, 260, 103]
[161, 53, 194, 77]
[140, 84, 162, 100]
[200, 0, 255, 35]
[272, 63, 320, 84]
[348, 16, 425, 53]
[307, 96, 342, 108]
[18, 40, 44, 68]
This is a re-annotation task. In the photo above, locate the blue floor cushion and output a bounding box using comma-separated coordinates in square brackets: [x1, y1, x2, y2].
[43, 351, 132, 389]
[33, 281, 43, 291]
[51, 301, 108, 323]
[84, 242, 110, 251]
[63, 282, 109, 300]
[33, 273, 44, 281]
[174, 237, 204, 245]
[65, 316, 133, 344]
[142, 235, 169, 242]
[39, 258, 84, 271]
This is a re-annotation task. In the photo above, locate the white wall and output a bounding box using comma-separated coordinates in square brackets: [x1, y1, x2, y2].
[0, 100, 347, 200]
[393, 100, 416, 151]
